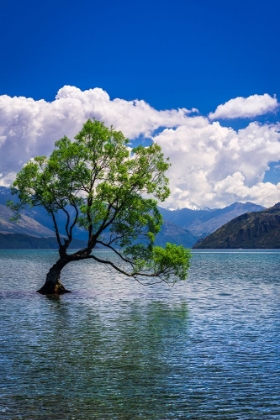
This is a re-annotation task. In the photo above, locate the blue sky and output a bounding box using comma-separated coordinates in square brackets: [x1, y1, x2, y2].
[0, 0, 280, 208]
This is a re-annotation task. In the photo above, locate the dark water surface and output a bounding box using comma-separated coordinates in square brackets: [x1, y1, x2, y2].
[0, 250, 279, 419]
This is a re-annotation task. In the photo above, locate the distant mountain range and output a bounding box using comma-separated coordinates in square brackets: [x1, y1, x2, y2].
[194, 203, 280, 249]
[154, 220, 197, 248]
[0, 186, 271, 249]
[158, 201, 264, 237]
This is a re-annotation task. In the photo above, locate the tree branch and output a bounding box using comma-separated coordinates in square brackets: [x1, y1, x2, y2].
[49, 210, 62, 248]
[95, 240, 134, 266]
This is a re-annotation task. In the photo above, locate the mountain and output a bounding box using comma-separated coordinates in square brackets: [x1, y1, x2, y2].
[0, 233, 87, 249]
[194, 203, 280, 249]
[0, 187, 199, 247]
[0, 204, 56, 237]
[0, 187, 267, 249]
[0, 223, 198, 249]
[3, 187, 264, 237]
[0, 186, 87, 240]
[159, 202, 264, 237]
[154, 220, 198, 248]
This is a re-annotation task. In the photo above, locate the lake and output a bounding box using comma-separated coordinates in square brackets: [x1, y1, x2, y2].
[0, 250, 279, 419]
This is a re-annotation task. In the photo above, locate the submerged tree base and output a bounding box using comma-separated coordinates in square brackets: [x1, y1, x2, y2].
[37, 281, 71, 295]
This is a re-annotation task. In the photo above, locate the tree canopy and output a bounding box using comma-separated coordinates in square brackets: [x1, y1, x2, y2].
[8, 120, 191, 294]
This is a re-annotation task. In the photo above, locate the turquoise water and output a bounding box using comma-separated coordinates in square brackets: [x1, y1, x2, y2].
[0, 250, 279, 419]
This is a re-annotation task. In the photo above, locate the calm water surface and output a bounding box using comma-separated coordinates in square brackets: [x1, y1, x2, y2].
[0, 250, 279, 419]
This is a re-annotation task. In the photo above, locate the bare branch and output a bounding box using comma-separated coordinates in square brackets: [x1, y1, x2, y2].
[86, 254, 134, 277]
[60, 207, 71, 238]
[95, 240, 134, 265]
[49, 210, 62, 248]
[69, 200, 79, 241]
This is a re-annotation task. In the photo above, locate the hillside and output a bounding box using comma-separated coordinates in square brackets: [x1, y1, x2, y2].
[0, 187, 87, 239]
[0, 204, 56, 237]
[194, 203, 280, 249]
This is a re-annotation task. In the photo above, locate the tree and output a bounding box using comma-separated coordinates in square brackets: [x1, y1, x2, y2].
[8, 120, 191, 294]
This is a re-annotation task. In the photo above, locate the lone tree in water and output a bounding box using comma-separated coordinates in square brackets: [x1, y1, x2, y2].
[8, 120, 191, 294]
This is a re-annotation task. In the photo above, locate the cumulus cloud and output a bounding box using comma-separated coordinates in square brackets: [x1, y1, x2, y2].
[0, 86, 280, 209]
[208, 93, 278, 120]
[0, 86, 194, 179]
[152, 120, 280, 208]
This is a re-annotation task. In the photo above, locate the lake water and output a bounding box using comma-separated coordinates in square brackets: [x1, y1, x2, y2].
[0, 250, 279, 419]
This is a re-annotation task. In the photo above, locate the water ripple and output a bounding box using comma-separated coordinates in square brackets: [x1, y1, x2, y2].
[0, 250, 279, 419]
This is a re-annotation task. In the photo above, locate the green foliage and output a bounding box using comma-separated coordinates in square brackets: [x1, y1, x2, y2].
[8, 119, 191, 284]
[152, 243, 191, 281]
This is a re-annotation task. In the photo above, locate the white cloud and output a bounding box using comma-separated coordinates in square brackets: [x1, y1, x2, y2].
[208, 93, 278, 120]
[153, 121, 280, 209]
[0, 86, 280, 209]
[0, 86, 194, 178]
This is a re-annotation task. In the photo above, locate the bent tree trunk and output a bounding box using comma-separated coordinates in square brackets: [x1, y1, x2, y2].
[37, 258, 71, 295]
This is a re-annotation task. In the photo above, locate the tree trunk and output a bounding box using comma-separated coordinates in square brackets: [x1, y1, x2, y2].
[37, 259, 71, 295]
